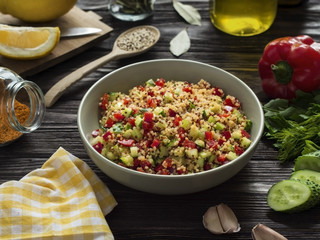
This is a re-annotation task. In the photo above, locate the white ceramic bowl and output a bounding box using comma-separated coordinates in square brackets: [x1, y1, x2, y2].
[78, 59, 264, 195]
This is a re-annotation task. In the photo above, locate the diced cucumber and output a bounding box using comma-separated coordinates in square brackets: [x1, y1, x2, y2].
[90, 136, 103, 146]
[123, 129, 132, 139]
[124, 123, 132, 130]
[227, 145, 234, 152]
[132, 127, 143, 141]
[240, 137, 251, 148]
[244, 119, 252, 131]
[226, 152, 237, 161]
[198, 129, 206, 140]
[112, 123, 124, 133]
[232, 109, 242, 117]
[146, 79, 156, 86]
[106, 151, 117, 160]
[135, 115, 143, 128]
[231, 130, 242, 139]
[147, 158, 154, 166]
[109, 92, 118, 101]
[120, 155, 134, 166]
[208, 154, 216, 163]
[185, 149, 198, 159]
[197, 157, 205, 169]
[199, 150, 212, 159]
[211, 103, 221, 113]
[208, 115, 216, 123]
[166, 138, 177, 148]
[101, 147, 107, 157]
[267, 179, 319, 213]
[294, 151, 320, 172]
[215, 122, 225, 131]
[195, 139, 205, 148]
[164, 92, 174, 102]
[112, 144, 120, 155]
[190, 125, 199, 139]
[154, 107, 165, 116]
[122, 108, 132, 118]
[182, 118, 192, 130]
[130, 146, 139, 158]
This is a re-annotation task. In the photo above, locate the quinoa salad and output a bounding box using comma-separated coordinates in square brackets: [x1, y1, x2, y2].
[90, 78, 252, 175]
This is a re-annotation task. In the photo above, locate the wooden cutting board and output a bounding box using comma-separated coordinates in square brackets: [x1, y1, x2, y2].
[0, 6, 113, 77]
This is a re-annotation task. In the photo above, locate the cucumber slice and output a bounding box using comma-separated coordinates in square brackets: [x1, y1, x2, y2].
[290, 169, 320, 186]
[290, 169, 320, 205]
[267, 179, 318, 213]
[294, 151, 320, 172]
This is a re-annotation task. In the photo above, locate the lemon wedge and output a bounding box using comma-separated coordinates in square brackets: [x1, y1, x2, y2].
[0, 24, 60, 60]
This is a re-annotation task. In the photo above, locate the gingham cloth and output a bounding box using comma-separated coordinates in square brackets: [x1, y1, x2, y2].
[0, 147, 117, 240]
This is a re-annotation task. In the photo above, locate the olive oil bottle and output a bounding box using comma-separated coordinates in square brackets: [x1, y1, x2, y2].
[209, 0, 278, 36]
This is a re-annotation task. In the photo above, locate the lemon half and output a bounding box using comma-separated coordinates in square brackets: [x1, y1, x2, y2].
[0, 24, 60, 60]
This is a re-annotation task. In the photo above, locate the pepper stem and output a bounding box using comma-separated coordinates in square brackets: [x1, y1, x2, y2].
[271, 61, 293, 85]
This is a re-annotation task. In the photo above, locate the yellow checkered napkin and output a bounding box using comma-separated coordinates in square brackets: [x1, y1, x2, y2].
[0, 147, 117, 240]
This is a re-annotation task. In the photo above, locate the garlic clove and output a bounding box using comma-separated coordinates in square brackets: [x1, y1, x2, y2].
[203, 206, 224, 234]
[217, 203, 240, 233]
[252, 223, 288, 240]
[203, 203, 240, 234]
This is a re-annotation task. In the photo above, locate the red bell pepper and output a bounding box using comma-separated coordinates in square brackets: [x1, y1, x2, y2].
[100, 93, 109, 110]
[258, 35, 320, 99]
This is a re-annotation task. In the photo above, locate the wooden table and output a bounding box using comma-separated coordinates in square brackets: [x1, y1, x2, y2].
[1, 0, 319, 239]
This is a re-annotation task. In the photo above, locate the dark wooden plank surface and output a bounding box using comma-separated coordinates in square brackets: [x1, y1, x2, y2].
[1, 1, 319, 239]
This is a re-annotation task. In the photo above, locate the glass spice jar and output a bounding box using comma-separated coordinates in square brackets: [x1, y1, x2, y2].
[108, 0, 156, 21]
[0, 67, 45, 147]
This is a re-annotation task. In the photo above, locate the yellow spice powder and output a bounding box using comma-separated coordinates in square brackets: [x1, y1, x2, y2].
[0, 100, 30, 144]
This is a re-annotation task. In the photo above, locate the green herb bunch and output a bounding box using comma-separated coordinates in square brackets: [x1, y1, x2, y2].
[263, 89, 320, 162]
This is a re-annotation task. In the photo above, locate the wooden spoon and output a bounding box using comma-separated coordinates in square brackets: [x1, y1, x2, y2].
[44, 25, 160, 107]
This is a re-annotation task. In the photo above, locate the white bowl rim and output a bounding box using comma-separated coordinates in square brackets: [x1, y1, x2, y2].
[78, 59, 265, 179]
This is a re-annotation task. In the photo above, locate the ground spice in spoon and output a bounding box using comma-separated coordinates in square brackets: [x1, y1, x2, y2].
[117, 27, 157, 51]
[0, 100, 30, 144]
